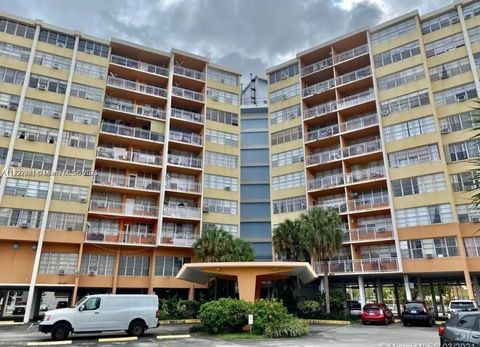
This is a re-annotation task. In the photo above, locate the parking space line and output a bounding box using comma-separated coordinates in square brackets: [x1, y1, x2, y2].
[0, 320, 23, 326]
[26, 341, 72, 346]
[98, 336, 138, 343]
[156, 334, 191, 339]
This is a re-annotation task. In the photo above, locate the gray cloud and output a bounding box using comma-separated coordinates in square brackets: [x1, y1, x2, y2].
[1, 0, 452, 81]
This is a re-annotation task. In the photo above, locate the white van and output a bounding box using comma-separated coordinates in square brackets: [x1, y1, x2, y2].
[39, 294, 159, 340]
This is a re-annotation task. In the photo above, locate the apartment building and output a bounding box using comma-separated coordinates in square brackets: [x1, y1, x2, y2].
[266, 0, 480, 311]
[0, 12, 241, 321]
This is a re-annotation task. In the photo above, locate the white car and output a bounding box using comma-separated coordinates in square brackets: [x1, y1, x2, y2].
[39, 294, 159, 340]
[447, 300, 478, 319]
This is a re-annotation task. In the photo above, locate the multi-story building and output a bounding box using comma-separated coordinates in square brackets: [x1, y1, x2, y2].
[240, 76, 272, 261]
[267, 0, 480, 311]
[0, 12, 241, 321]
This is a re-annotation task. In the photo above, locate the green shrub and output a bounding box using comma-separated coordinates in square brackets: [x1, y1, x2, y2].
[264, 317, 309, 338]
[329, 290, 346, 314]
[251, 298, 290, 335]
[199, 298, 252, 334]
[159, 296, 181, 320]
[188, 324, 204, 333]
[296, 300, 322, 318]
[177, 300, 201, 319]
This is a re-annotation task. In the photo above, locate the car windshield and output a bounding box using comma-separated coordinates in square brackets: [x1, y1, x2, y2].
[451, 302, 475, 309]
[74, 297, 88, 308]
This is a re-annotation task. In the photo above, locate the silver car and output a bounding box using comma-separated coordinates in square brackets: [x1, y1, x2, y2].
[440, 312, 480, 346]
[448, 300, 478, 319]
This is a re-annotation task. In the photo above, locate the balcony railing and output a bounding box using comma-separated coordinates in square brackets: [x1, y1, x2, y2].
[308, 174, 344, 191]
[170, 108, 204, 124]
[167, 154, 202, 168]
[107, 76, 167, 98]
[85, 231, 156, 245]
[306, 148, 342, 166]
[97, 146, 162, 166]
[165, 180, 202, 193]
[89, 201, 158, 217]
[312, 201, 348, 214]
[172, 86, 204, 102]
[340, 113, 378, 133]
[163, 205, 201, 219]
[317, 257, 398, 274]
[304, 100, 337, 120]
[160, 231, 198, 247]
[101, 122, 164, 143]
[110, 54, 169, 77]
[303, 78, 335, 97]
[343, 139, 381, 158]
[335, 66, 371, 87]
[306, 124, 340, 142]
[348, 196, 389, 212]
[104, 98, 166, 120]
[333, 44, 369, 64]
[169, 130, 202, 146]
[343, 225, 394, 243]
[337, 89, 375, 109]
[345, 166, 385, 184]
[173, 66, 205, 81]
[93, 172, 161, 191]
[301, 57, 333, 76]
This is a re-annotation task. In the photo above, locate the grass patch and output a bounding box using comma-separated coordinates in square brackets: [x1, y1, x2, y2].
[196, 331, 265, 340]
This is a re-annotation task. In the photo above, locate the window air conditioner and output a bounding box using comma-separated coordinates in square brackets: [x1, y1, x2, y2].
[20, 222, 29, 228]
[202, 206, 209, 213]
[451, 17, 460, 24]
[211, 95, 219, 101]
[80, 197, 87, 203]
[8, 103, 18, 111]
[27, 133, 38, 141]
[439, 71, 450, 80]
[83, 119, 89, 124]
[52, 63, 60, 70]
[52, 112, 61, 119]
[58, 269, 65, 275]
[441, 127, 451, 134]
[38, 84, 47, 91]
[456, 93, 467, 102]
[66, 226, 73, 231]
[56, 42, 66, 48]
[88, 270, 97, 276]
[11, 161, 21, 167]
[4, 131, 10, 137]
[472, 216, 480, 223]
[97, 201, 107, 208]
[224, 186, 231, 191]
[425, 252, 434, 259]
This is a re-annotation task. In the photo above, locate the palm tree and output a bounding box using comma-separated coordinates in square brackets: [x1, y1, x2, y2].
[300, 207, 343, 314]
[223, 238, 255, 262]
[272, 219, 307, 261]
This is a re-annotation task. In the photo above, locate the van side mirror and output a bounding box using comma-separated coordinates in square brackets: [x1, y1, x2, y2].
[79, 304, 85, 312]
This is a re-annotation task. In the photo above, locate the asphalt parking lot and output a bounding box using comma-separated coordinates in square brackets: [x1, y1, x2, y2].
[0, 322, 438, 346]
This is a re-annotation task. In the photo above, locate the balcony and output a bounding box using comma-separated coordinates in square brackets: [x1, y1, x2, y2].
[160, 226, 199, 247]
[173, 66, 205, 81]
[85, 231, 156, 246]
[335, 66, 371, 87]
[343, 225, 394, 243]
[163, 205, 201, 220]
[312, 201, 348, 214]
[172, 86, 204, 102]
[107, 76, 167, 98]
[89, 201, 158, 217]
[165, 180, 202, 194]
[101, 122, 164, 143]
[169, 130, 202, 146]
[337, 89, 375, 110]
[340, 113, 378, 133]
[110, 54, 169, 77]
[170, 108, 204, 124]
[104, 97, 166, 120]
[343, 139, 381, 159]
[317, 257, 399, 274]
[306, 124, 339, 142]
[306, 148, 342, 166]
[167, 154, 202, 169]
[304, 100, 337, 120]
[303, 78, 335, 98]
[301, 57, 333, 76]
[348, 196, 389, 212]
[308, 174, 344, 191]
[93, 172, 161, 192]
[96, 146, 162, 166]
[344, 166, 385, 185]
[333, 44, 369, 64]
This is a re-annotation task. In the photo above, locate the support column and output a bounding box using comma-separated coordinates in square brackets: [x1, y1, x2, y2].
[188, 286, 194, 300]
[237, 273, 258, 303]
[417, 277, 424, 300]
[112, 249, 121, 294]
[473, 275, 480, 303]
[393, 283, 401, 317]
[358, 276, 366, 308]
[376, 279, 383, 303]
[403, 274, 412, 301]
[430, 282, 438, 317]
[439, 285, 446, 316]
[148, 249, 156, 295]
[464, 270, 475, 300]
[1, 291, 9, 317]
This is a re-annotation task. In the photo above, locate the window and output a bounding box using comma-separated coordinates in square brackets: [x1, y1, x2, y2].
[242, 118, 267, 130]
[0, 208, 43, 227]
[450, 171, 480, 192]
[272, 171, 305, 190]
[207, 88, 238, 105]
[47, 212, 84, 231]
[23, 98, 63, 118]
[271, 148, 304, 168]
[440, 111, 480, 134]
[271, 125, 302, 145]
[11, 150, 54, 170]
[421, 11, 460, 34]
[0, 119, 13, 137]
[434, 83, 477, 106]
[447, 139, 480, 162]
[80, 254, 115, 275]
[39, 252, 78, 274]
[39, 29, 75, 49]
[118, 256, 150, 276]
[475, 52, 480, 69]
[392, 172, 446, 197]
[241, 149, 269, 165]
[380, 89, 429, 116]
[155, 256, 191, 276]
[83, 298, 101, 311]
[241, 184, 270, 200]
[269, 63, 299, 84]
[66, 106, 100, 125]
[5, 178, 49, 198]
[269, 84, 300, 104]
[371, 19, 416, 46]
[388, 144, 440, 168]
[424, 33, 465, 58]
[207, 68, 238, 86]
[0, 92, 19, 110]
[429, 57, 470, 82]
[206, 108, 238, 126]
[241, 132, 268, 147]
[0, 18, 35, 39]
[34, 51, 71, 71]
[464, 237, 480, 257]
[456, 204, 480, 223]
[62, 131, 96, 149]
[18, 123, 58, 144]
[400, 237, 459, 259]
[205, 128, 239, 146]
[0, 41, 30, 62]
[203, 222, 238, 234]
[205, 151, 237, 168]
[469, 26, 480, 44]
[57, 156, 92, 171]
[78, 39, 109, 58]
[203, 198, 237, 214]
[0, 67, 25, 85]
[464, 2, 480, 19]
[383, 116, 435, 142]
[361, 245, 397, 260]
[270, 104, 301, 125]
[241, 166, 270, 182]
[29, 74, 67, 94]
[70, 83, 103, 101]
[377, 65, 424, 90]
[52, 183, 89, 202]
[75, 61, 106, 79]
[396, 204, 453, 227]
[204, 174, 238, 191]
[273, 196, 307, 214]
[374, 41, 421, 68]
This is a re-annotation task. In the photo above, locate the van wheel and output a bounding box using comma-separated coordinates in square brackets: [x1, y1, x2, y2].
[51, 323, 70, 341]
[128, 320, 145, 337]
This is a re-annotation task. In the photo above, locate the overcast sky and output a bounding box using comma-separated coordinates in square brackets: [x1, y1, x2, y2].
[2, 0, 452, 82]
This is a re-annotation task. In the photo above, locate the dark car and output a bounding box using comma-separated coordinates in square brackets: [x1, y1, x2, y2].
[12, 305, 25, 315]
[55, 301, 68, 309]
[439, 312, 480, 345]
[347, 300, 362, 310]
[361, 303, 394, 325]
[402, 301, 435, 327]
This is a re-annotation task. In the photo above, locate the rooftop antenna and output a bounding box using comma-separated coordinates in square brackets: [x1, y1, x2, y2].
[249, 73, 257, 105]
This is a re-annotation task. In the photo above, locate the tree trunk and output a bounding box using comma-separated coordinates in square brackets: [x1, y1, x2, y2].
[324, 260, 330, 314]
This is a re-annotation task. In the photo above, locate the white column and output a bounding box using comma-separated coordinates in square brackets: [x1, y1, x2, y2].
[417, 277, 424, 300]
[403, 274, 412, 301]
[358, 275, 366, 308]
[1, 291, 8, 317]
[457, 4, 480, 95]
[376, 279, 383, 303]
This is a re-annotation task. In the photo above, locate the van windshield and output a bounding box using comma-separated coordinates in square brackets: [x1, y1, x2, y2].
[74, 297, 88, 308]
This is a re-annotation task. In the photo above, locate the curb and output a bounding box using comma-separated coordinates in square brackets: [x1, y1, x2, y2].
[0, 320, 24, 326]
[158, 319, 200, 325]
[303, 319, 356, 325]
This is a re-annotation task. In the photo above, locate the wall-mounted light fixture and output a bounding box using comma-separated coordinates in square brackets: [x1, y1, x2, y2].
[12, 242, 19, 250]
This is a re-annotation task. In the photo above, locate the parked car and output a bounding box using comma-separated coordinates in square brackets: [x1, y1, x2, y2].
[448, 300, 478, 319]
[40, 303, 49, 311]
[12, 305, 25, 315]
[55, 301, 68, 309]
[439, 312, 480, 345]
[347, 300, 362, 310]
[361, 303, 394, 325]
[39, 294, 159, 340]
[402, 300, 435, 327]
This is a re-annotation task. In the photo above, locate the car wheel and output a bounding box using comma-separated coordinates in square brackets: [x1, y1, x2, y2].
[426, 319, 432, 327]
[402, 321, 407, 327]
[362, 320, 366, 325]
[384, 318, 389, 325]
[51, 323, 70, 341]
[128, 320, 145, 337]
